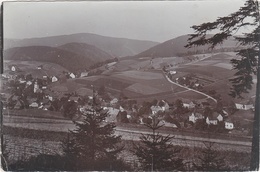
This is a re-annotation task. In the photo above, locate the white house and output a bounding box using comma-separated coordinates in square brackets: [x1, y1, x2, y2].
[51, 76, 58, 82]
[151, 105, 163, 115]
[161, 100, 170, 112]
[37, 65, 43, 70]
[29, 102, 39, 108]
[235, 103, 254, 110]
[225, 118, 234, 130]
[189, 112, 204, 123]
[206, 117, 218, 125]
[110, 98, 118, 105]
[11, 65, 16, 72]
[81, 72, 89, 77]
[169, 71, 177, 75]
[33, 81, 40, 93]
[69, 73, 76, 78]
[183, 101, 196, 109]
[26, 81, 33, 86]
[217, 114, 223, 122]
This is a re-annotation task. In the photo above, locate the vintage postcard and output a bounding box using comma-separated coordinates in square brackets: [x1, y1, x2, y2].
[1, 0, 259, 171]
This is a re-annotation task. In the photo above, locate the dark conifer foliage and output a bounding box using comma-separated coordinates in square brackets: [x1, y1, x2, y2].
[193, 142, 228, 171]
[186, 1, 259, 170]
[133, 116, 184, 171]
[61, 95, 125, 170]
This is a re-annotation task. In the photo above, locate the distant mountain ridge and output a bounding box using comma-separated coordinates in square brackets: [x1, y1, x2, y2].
[4, 43, 114, 72]
[4, 33, 159, 57]
[135, 34, 240, 58]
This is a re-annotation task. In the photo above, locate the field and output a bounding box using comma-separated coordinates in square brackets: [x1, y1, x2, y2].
[4, 60, 69, 77]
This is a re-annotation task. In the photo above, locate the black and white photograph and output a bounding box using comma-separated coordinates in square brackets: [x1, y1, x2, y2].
[1, 0, 259, 171]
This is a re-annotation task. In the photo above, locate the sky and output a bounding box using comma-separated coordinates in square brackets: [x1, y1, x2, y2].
[3, 0, 249, 42]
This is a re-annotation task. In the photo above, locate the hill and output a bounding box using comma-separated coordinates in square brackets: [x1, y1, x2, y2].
[135, 35, 239, 58]
[57, 42, 114, 62]
[3, 45, 114, 72]
[4, 33, 159, 57]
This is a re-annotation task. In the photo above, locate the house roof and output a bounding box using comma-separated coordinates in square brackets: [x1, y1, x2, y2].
[208, 112, 220, 120]
[151, 105, 163, 112]
[69, 96, 79, 101]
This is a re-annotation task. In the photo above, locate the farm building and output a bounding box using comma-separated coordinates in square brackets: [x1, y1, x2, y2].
[37, 65, 43, 70]
[206, 113, 220, 125]
[225, 118, 234, 130]
[235, 103, 254, 110]
[69, 73, 76, 78]
[29, 102, 39, 108]
[183, 100, 196, 109]
[151, 105, 163, 115]
[110, 98, 119, 105]
[51, 76, 59, 82]
[80, 72, 89, 77]
[189, 112, 204, 123]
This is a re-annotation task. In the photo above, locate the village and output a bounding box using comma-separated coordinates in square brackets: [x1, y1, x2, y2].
[1, 63, 255, 137]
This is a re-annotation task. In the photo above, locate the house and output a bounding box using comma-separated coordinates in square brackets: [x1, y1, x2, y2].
[37, 65, 43, 70]
[110, 98, 118, 105]
[80, 72, 89, 77]
[103, 107, 119, 122]
[159, 120, 178, 128]
[206, 112, 221, 125]
[169, 71, 177, 75]
[26, 81, 33, 86]
[161, 100, 170, 111]
[69, 96, 79, 103]
[225, 118, 234, 130]
[51, 76, 58, 82]
[151, 105, 163, 115]
[183, 100, 196, 109]
[2, 73, 11, 79]
[216, 113, 224, 121]
[29, 102, 39, 108]
[33, 81, 41, 93]
[69, 73, 76, 78]
[10, 65, 17, 72]
[235, 103, 254, 110]
[189, 112, 204, 123]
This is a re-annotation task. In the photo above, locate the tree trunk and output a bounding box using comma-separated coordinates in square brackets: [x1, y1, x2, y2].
[250, 45, 260, 170]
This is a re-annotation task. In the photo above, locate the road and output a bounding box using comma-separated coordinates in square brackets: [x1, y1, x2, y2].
[163, 53, 218, 103]
[3, 115, 251, 152]
[165, 75, 217, 102]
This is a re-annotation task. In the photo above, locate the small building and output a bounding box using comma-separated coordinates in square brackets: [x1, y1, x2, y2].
[29, 102, 39, 108]
[235, 103, 254, 110]
[69, 96, 79, 103]
[69, 73, 76, 79]
[189, 112, 204, 123]
[80, 72, 89, 77]
[169, 71, 177, 75]
[225, 118, 234, 130]
[183, 101, 196, 109]
[51, 76, 58, 82]
[11, 65, 17, 72]
[110, 98, 118, 105]
[37, 65, 43, 70]
[151, 105, 163, 115]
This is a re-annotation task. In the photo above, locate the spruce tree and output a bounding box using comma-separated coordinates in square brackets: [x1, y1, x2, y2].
[133, 116, 184, 171]
[62, 94, 123, 170]
[185, 1, 259, 170]
[193, 142, 228, 171]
